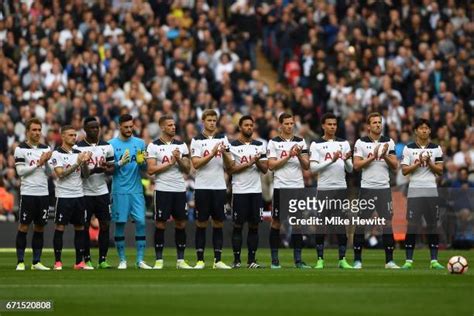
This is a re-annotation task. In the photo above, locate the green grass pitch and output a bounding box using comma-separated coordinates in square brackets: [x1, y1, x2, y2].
[0, 248, 472, 316]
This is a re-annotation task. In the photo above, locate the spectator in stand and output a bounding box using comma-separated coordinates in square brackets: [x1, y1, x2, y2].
[0, 177, 15, 222]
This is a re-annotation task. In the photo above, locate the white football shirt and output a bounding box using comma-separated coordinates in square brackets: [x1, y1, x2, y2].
[310, 138, 351, 190]
[147, 138, 189, 192]
[354, 136, 396, 189]
[229, 139, 267, 194]
[14, 142, 51, 196]
[267, 136, 308, 189]
[75, 140, 114, 196]
[190, 133, 230, 190]
[49, 147, 84, 198]
[401, 142, 443, 197]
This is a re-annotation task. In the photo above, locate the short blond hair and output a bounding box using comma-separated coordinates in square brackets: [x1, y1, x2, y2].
[202, 109, 218, 120]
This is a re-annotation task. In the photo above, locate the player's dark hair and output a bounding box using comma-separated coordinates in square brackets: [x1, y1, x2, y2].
[25, 118, 42, 131]
[239, 115, 254, 126]
[278, 113, 293, 124]
[83, 116, 98, 126]
[60, 125, 75, 134]
[158, 115, 174, 126]
[413, 118, 431, 130]
[367, 112, 382, 124]
[119, 114, 133, 125]
[201, 109, 218, 120]
[321, 113, 337, 124]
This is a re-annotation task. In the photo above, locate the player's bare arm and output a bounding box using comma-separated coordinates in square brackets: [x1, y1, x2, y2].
[294, 145, 310, 170]
[401, 152, 423, 176]
[174, 147, 191, 174]
[191, 143, 220, 170]
[228, 153, 259, 175]
[80, 152, 92, 178]
[255, 155, 268, 174]
[427, 156, 443, 176]
[102, 161, 115, 175]
[55, 152, 89, 179]
[169, 147, 191, 174]
[221, 144, 234, 170]
[310, 150, 340, 174]
[380, 143, 398, 170]
[353, 144, 379, 171]
[268, 152, 292, 171]
[90, 160, 114, 175]
[147, 156, 176, 176]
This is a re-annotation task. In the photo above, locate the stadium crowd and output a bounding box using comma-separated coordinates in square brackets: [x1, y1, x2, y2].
[0, 0, 472, 245]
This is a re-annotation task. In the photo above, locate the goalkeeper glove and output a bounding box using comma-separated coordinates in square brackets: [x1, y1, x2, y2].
[118, 149, 131, 167]
[136, 150, 146, 165]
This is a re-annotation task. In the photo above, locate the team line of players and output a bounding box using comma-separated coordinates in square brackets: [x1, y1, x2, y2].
[14, 110, 445, 270]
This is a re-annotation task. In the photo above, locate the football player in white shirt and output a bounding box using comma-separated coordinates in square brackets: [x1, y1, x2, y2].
[353, 112, 400, 269]
[14, 118, 53, 271]
[267, 113, 310, 269]
[228, 115, 268, 269]
[147, 115, 193, 270]
[190, 109, 233, 269]
[309, 113, 353, 269]
[401, 119, 444, 270]
[50, 125, 92, 270]
[75, 117, 115, 269]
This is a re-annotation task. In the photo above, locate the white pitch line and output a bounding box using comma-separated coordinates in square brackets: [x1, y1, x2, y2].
[0, 284, 263, 289]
